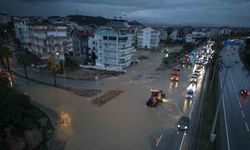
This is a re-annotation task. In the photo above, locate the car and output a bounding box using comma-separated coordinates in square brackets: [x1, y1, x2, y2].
[192, 74, 198, 79]
[195, 68, 201, 73]
[193, 72, 200, 77]
[196, 63, 204, 69]
[240, 89, 249, 97]
[190, 77, 197, 84]
[177, 116, 189, 130]
[186, 89, 194, 99]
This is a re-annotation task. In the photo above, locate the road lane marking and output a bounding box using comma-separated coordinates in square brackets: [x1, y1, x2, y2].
[238, 101, 242, 108]
[179, 133, 186, 150]
[220, 73, 231, 150]
[155, 134, 163, 147]
[245, 122, 249, 132]
[241, 110, 246, 119]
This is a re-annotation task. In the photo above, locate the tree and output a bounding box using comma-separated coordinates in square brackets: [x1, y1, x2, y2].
[13, 38, 22, 50]
[183, 42, 195, 53]
[91, 51, 97, 66]
[17, 50, 31, 79]
[0, 46, 12, 73]
[48, 56, 60, 86]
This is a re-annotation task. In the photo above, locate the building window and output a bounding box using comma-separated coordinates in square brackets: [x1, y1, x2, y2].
[109, 36, 117, 41]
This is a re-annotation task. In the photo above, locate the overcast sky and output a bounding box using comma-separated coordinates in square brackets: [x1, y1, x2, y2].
[1, 0, 250, 27]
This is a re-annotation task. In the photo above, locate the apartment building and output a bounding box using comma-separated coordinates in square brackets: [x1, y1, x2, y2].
[137, 27, 160, 49]
[72, 27, 95, 64]
[29, 22, 69, 60]
[14, 19, 31, 51]
[88, 27, 136, 71]
[158, 28, 168, 41]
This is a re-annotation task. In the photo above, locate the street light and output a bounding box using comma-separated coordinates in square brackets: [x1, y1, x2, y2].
[56, 51, 60, 60]
[210, 63, 232, 142]
[55, 50, 66, 87]
[95, 71, 100, 106]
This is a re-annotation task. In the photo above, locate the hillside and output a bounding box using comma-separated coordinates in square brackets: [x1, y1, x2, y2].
[67, 15, 109, 26]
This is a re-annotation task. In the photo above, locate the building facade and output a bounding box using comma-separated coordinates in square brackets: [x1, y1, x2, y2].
[72, 27, 95, 64]
[14, 19, 31, 51]
[137, 27, 160, 49]
[29, 22, 69, 60]
[185, 34, 195, 43]
[159, 28, 168, 41]
[88, 27, 136, 71]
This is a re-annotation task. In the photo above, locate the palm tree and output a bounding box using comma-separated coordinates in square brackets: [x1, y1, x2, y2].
[48, 56, 60, 86]
[17, 50, 31, 79]
[0, 46, 12, 73]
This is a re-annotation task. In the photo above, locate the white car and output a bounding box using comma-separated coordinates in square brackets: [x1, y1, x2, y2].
[190, 77, 197, 84]
[186, 90, 194, 99]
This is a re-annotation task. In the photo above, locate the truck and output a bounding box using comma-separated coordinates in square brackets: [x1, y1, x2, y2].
[171, 68, 180, 81]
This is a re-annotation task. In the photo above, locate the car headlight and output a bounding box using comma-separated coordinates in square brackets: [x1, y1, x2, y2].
[171, 77, 173, 80]
[184, 126, 187, 129]
[178, 125, 180, 128]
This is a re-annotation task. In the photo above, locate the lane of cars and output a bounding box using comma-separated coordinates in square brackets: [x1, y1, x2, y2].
[177, 42, 215, 131]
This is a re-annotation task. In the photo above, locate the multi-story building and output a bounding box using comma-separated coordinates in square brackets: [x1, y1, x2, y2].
[29, 21, 70, 60]
[185, 34, 195, 43]
[158, 28, 168, 41]
[191, 31, 206, 39]
[14, 19, 31, 51]
[137, 27, 160, 49]
[219, 28, 232, 36]
[72, 27, 95, 64]
[88, 27, 136, 71]
[185, 31, 206, 43]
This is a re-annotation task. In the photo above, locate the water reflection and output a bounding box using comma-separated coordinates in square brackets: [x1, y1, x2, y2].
[59, 111, 72, 127]
[56, 110, 73, 141]
[169, 81, 178, 89]
[182, 99, 192, 113]
[240, 96, 248, 105]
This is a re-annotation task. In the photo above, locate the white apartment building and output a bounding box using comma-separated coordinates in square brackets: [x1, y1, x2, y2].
[14, 19, 31, 51]
[191, 31, 206, 38]
[88, 27, 136, 71]
[185, 34, 195, 43]
[29, 22, 70, 60]
[185, 31, 206, 43]
[137, 27, 160, 49]
[219, 28, 232, 36]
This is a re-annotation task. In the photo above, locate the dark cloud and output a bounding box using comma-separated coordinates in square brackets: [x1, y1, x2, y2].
[1, 0, 250, 27]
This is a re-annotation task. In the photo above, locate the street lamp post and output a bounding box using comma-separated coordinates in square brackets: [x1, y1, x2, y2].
[95, 71, 99, 106]
[56, 51, 66, 87]
[210, 64, 231, 142]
